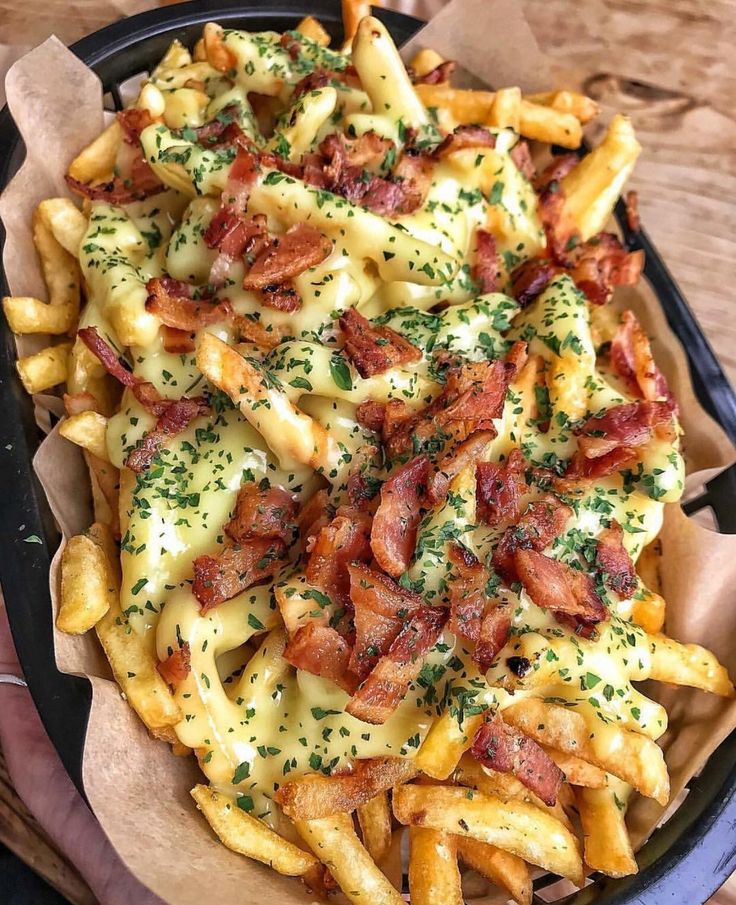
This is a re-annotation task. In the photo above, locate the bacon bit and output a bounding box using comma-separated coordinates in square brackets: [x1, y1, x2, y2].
[510, 140, 535, 181]
[346, 604, 448, 724]
[321, 131, 394, 175]
[566, 233, 644, 305]
[193, 538, 285, 612]
[356, 400, 387, 433]
[204, 210, 268, 260]
[392, 151, 434, 213]
[346, 446, 381, 510]
[306, 508, 373, 604]
[476, 605, 513, 671]
[610, 310, 673, 403]
[126, 397, 208, 472]
[205, 25, 238, 72]
[348, 563, 423, 680]
[161, 326, 195, 353]
[576, 400, 676, 459]
[471, 714, 563, 806]
[63, 391, 98, 416]
[625, 190, 641, 232]
[563, 446, 639, 482]
[283, 622, 357, 693]
[157, 642, 191, 686]
[472, 229, 500, 294]
[510, 258, 559, 308]
[117, 108, 154, 143]
[145, 277, 233, 332]
[428, 430, 494, 504]
[596, 520, 637, 598]
[292, 67, 333, 98]
[447, 544, 486, 643]
[280, 31, 302, 60]
[259, 281, 302, 312]
[434, 125, 496, 157]
[371, 456, 430, 578]
[224, 482, 298, 545]
[410, 60, 456, 85]
[515, 549, 608, 625]
[493, 494, 572, 583]
[233, 315, 284, 351]
[243, 224, 333, 290]
[78, 326, 137, 387]
[505, 340, 529, 375]
[65, 163, 162, 205]
[533, 154, 579, 193]
[339, 308, 422, 378]
[476, 448, 528, 527]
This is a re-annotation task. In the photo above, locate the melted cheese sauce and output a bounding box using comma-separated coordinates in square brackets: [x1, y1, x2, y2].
[76, 26, 685, 816]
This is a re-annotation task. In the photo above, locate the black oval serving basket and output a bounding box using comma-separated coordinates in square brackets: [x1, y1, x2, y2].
[1, 2, 735, 903]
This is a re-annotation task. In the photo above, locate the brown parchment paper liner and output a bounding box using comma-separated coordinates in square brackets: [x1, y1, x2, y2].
[1, 3, 734, 901]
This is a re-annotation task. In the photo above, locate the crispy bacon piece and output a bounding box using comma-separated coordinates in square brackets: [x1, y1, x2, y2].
[596, 520, 637, 598]
[78, 326, 137, 386]
[243, 224, 333, 290]
[283, 621, 358, 693]
[471, 714, 563, 806]
[306, 508, 373, 604]
[566, 233, 644, 305]
[410, 60, 456, 85]
[298, 489, 334, 552]
[610, 310, 673, 403]
[510, 141, 535, 181]
[428, 430, 494, 504]
[126, 397, 208, 472]
[145, 277, 233, 332]
[534, 155, 580, 259]
[434, 125, 496, 157]
[515, 548, 608, 625]
[193, 538, 285, 612]
[204, 210, 268, 261]
[259, 281, 302, 312]
[346, 604, 448, 724]
[576, 400, 676, 460]
[476, 448, 528, 527]
[65, 154, 162, 205]
[447, 544, 485, 642]
[356, 400, 387, 433]
[233, 314, 284, 351]
[346, 445, 381, 510]
[339, 308, 422, 378]
[157, 642, 191, 686]
[493, 494, 572, 583]
[625, 190, 641, 232]
[564, 446, 639, 481]
[392, 151, 434, 213]
[510, 258, 558, 308]
[348, 563, 423, 680]
[321, 131, 395, 176]
[476, 605, 513, 671]
[118, 108, 154, 143]
[371, 456, 430, 577]
[505, 340, 529, 375]
[472, 229, 499, 294]
[534, 154, 579, 192]
[161, 326, 195, 353]
[224, 483, 298, 545]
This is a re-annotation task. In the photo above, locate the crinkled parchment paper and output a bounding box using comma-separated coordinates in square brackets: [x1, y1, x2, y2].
[1, 2, 735, 902]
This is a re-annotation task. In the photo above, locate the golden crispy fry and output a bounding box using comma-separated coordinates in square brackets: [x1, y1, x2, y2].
[275, 757, 417, 819]
[409, 827, 463, 905]
[295, 811, 404, 905]
[203, 22, 237, 73]
[560, 113, 641, 239]
[191, 784, 324, 890]
[456, 836, 532, 905]
[57, 528, 114, 634]
[36, 198, 87, 258]
[415, 710, 485, 779]
[16, 343, 71, 394]
[32, 205, 81, 326]
[503, 699, 670, 805]
[152, 39, 192, 75]
[409, 48, 447, 79]
[95, 536, 180, 731]
[649, 634, 735, 697]
[192, 37, 207, 62]
[637, 538, 662, 594]
[59, 411, 110, 462]
[632, 587, 666, 634]
[491, 86, 521, 132]
[574, 778, 638, 878]
[67, 337, 119, 417]
[357, 791, 392, 863]
[516, 99, 582, 148]
[525, 90, 600, 124]
[67, 120, 121, 183]
[296, 15, 331, 46]
[342, 0, 375, 49]
[415, 83, 493, 124]
[393, 784, 584, 885]
[2, 297, 73, 335]
[541, 745, 607, 789]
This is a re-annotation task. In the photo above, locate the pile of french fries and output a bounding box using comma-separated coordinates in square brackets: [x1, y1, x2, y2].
[3, 1, 734, 903]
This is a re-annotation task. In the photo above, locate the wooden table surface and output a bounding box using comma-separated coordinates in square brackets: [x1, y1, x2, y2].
[0, 2, 733, 904]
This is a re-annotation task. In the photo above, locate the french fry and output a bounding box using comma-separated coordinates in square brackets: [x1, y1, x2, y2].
[456, 836, 532, 905]
[490, 86, 521, 132]
[296, 15, 331, 46]
[357, 791, 392, 864]
[559, 113, 641, 240]
[503, 699, 670, 805]
[191, 785, 324, 891]
[152, 39, 192, 74]
[203, 22, 237, 73]
[57, 528, 114, 634]
[67, 120, 122, 183]
[409, 827, 463, 905]
[637, 538, 663, 594]
[525, 90, 600, 124]
[649, 634, 735, 697]
[342, 0, 374, 49]
[393, 784, 584, 885]
[266, 87, 337, 162]
[295, 811, 404, 905]
[541, 746, 607, 789]
[67, 336, 119, 417]
[516, 99, 582, 148]
[36, 198, 88, 257]
[16, 343, 71, 394]
[415, 710, 485, 779]
[2, 297, 73, 335]
[409, 48, 447, 80]
[275, 757, 417, 819]
[415, 84, 494, 125]
[59, 411, 110, 462]
[574, 778, 638, 878]
[632, 587, 666, 634]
